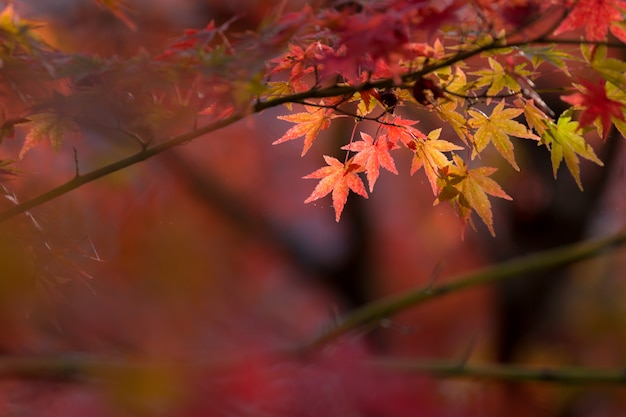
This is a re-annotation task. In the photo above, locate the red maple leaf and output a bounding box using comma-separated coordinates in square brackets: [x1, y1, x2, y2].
[342, 132, 399, 192]
[561, 79, 626, 139]
[381, 115, 426, 147]
[318, 11, 409, 83]
[267, 42, 332, 91]
[303, 155, 368, 222]
[554, 0, 626, 42]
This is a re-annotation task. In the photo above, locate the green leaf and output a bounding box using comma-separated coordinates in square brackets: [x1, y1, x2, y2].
[581, 44, 626, 90]
[518, 45, 576, 76]
[541, 110, 604, 190]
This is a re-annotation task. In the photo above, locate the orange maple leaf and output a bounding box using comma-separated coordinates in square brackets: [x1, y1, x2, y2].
[560, 79, 625, 140]
[342, 132, 398, 192]
[274, 103, 334, 156]
[554, 0, 626, 42]
[303, 155, 368, 222]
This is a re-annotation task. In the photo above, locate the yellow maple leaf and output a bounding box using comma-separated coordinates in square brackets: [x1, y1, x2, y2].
[468, 101, 533, 171]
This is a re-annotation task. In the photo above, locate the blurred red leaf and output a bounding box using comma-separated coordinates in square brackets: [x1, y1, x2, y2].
[561, 79, 625, 139]
[554, 0, 626, 42]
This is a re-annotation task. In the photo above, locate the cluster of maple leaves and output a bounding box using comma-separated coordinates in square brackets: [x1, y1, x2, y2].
[1, 0, 626, 236]
[264, 0, 626, 235]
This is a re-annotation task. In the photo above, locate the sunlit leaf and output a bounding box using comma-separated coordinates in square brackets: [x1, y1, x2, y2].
[408, 128, 463, 194]
[541, 110, 604, 190]
[303, 155, 368, 221]
[342, 132, 398, 192]
[274, 103, 335, 156]
[468, 101, 533, 170]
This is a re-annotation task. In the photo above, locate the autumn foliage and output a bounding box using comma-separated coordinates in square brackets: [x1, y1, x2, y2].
[2, 0, 626, 415]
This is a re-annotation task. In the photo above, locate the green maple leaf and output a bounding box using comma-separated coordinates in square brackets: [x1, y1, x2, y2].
[606, 80, 626, 138]
[519, 45, 576, 76]
[581, 44, 626, 90]
[541, 110, 604, 190]
[468, 101, 533, 170]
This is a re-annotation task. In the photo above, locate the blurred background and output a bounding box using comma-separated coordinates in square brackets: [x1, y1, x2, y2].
[1, 1, 626, 416]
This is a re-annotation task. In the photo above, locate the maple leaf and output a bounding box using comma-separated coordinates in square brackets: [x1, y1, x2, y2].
[321, 12, 409, 81]
[470, 58, 533, 97]
[0, 159, 21, 180]
[519, 45, 576, 76]
[262, 81, 294, 106]
[267, 42, 331, 91]
[0, 5, 47, 54]
[274, 103, 334, 156]
[514, 98, 551, 137]
[350, 91, 380, 117]
[581, 44, 626, 89]
[541, 110, 604, 190]
[303, 155, 368, 222]
[407, 128, 463, 194]
[19, 112, 78, 159]
[380, 115, 426, 147]
[560, 79, 625, 140]
[554, 0, 626, 43]
[342, 132, 398, 192]
[606, 80, 626, 138]
[435, 101, 471, 144]
[468, 101, 534, 171]
[435, 156, 512, 236]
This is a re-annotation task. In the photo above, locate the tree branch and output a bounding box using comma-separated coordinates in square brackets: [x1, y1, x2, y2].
[0, 113, 243, 223]
[371, 357, 626, 385]
[300, 228, 626, 351]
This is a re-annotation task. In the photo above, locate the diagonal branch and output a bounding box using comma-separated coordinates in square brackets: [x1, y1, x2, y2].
[0, 113, 243, 223]
[300, 228, 626, 351]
